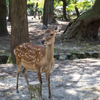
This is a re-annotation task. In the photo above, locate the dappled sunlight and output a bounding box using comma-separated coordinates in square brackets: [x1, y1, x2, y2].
[51, 59, 100, 88]
[49, 59, 100, 99]
[65, 89, 77, 95]
[1, 59, 100, 99]
[0, 76, 30, 99]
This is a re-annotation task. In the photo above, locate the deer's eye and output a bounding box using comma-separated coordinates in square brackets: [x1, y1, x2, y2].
[50, 34, 53, 36]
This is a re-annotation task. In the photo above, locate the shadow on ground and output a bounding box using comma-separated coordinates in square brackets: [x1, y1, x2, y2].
[0, 59, 100, 99]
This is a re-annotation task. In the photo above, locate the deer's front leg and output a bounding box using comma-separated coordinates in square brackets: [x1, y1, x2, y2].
[37, 69, 42, 97]
[45, 71, 52, 99]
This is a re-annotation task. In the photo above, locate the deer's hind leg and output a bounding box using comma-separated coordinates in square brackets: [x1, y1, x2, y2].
[22, 68, 29, 89]
[16, 59, 22, 93]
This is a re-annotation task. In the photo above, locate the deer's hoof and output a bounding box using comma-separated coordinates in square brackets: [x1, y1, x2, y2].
[16, 90, 19, 93]
[49, 96, 52, 100]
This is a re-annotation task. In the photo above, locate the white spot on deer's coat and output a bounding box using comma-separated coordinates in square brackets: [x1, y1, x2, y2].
[37, 58, 39, 62]
[25, 53, 27, 55]
[18, 54, 20, 57]
[16, 48, 20, 51]
[32, 56, 36, 59]
[29, 55, 32, 57]
[24, 46, 27, 49]
[38, 48, 40, 50]
[20, 45, 23, 48]
[36, 62, 38, 64]
[22, 58, 36, 63]
[14, 49, 15, 54]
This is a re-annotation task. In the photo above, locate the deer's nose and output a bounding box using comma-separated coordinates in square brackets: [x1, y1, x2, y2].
[41, 40, 45, 44]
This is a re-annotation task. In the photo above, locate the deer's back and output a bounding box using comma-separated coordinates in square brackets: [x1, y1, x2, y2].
[14, 43, 46, 71]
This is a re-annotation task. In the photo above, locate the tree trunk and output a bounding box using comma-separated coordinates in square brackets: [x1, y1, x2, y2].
[34, 3, 38, 18]
[10, 0, 29, 63]
[48, 0, 56, 24]
[8, 0, 11, 22]
[62, 0, 100, 41]
[75, 6, 80, 18]
[43, 0, 48, 27]
[43, 0, 56, 27]
[0, 0, 8, 36]
[62, 0, 68, 21]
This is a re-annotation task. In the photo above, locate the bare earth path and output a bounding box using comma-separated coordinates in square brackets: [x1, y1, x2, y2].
[0, 59, 100, 100]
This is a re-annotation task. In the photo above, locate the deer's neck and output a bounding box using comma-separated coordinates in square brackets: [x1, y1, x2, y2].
[46, 44, 54, 61]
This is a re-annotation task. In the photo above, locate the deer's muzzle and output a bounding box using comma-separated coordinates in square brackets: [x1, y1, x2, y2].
[41, 40, 45, 45]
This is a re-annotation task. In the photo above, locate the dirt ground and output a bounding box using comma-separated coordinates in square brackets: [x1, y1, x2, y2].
[1, 59, 100, 100]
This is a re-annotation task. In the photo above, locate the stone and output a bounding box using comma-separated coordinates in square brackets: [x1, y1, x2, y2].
[0, 55, 9, 64]
[91, 52, 99, 58]
[66, 53, 72, 60]
[54, 53, 60, 60]
[85, 52, 99, 58]
[85, 52, 91, 58]
[59, 53, 67, 60]
[70, 55, 78, 60]
[29, 81, 42, 100]
[77, 52, 86, 59]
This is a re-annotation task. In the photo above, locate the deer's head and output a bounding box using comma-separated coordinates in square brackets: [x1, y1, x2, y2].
[41, 24, 62, 45]
[41, 29, 55, 45]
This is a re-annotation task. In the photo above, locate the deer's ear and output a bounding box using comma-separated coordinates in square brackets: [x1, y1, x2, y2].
[43, 24, 48, 30]
[55, 24, 62, 32]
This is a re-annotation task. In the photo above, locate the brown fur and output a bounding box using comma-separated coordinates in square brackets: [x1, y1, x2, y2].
[14, 25, 62, 99]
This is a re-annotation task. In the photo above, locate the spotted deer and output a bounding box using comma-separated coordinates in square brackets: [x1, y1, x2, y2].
[14, 24, 62, 99]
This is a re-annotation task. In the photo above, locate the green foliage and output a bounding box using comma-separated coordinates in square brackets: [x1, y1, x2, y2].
[27, 1, 34, 5]
[0, 77, 5, 80]
[26, 0, 94, 16]
[66, 4, 76, 11]
[66, 0, 93, 12]
[38, 0, 44, 9]
[7, 54, 16, 64]
[6, 0, 9, 5]
[83, 43, 90, 47]
[76, 1, 93, 11]
[54, 0, 63, 8]
[6, 0, 9, 13]
[27, 0, 44, 15]
[27, 0, 44, 9]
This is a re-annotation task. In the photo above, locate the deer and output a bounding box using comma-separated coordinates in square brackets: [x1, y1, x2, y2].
[14, 24, 62, 99]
